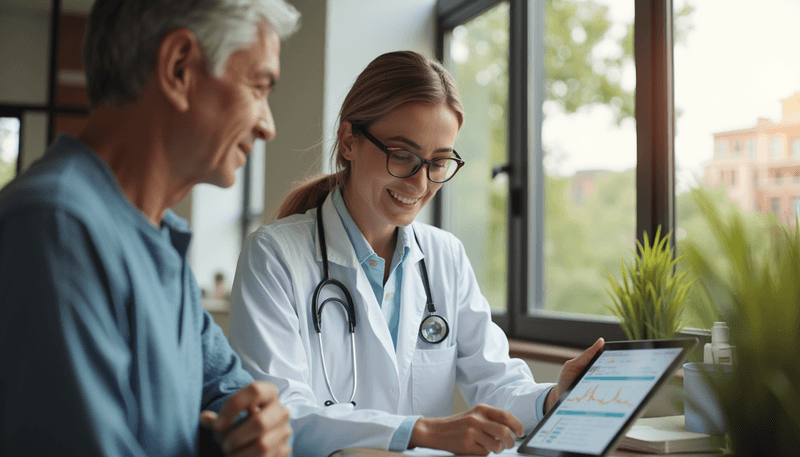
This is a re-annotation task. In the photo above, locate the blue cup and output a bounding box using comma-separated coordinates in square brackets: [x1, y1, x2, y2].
[683, 362, 733, 435]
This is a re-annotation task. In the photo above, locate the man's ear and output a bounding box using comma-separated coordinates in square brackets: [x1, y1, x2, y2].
[338, 121, 356, 160]
[155, 28, 204, 112]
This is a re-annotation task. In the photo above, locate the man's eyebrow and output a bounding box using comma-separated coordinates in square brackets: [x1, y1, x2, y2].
[386, 135, 454, 153]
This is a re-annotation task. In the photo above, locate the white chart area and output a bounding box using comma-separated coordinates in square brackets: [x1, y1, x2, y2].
[526, 348, 683, 455]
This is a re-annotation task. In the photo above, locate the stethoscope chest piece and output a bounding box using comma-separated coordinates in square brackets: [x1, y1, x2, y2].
[419, 312, 449, 344]
[415, 234, 449, 345]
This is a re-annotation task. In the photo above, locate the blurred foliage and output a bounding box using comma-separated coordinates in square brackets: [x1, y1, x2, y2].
[681, 189, 800, 455]
[604, 227, 693, 340]
[546, 0, 694, 124]
[0, 118, 19, 189]
[448, 1, 699, 317]
[0, 159, 14, 189]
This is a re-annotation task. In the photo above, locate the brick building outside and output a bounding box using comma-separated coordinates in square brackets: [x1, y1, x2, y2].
[704, 92, 800, 224]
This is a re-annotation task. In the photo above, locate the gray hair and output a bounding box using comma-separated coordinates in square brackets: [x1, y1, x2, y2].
[83, 0, 301, 108]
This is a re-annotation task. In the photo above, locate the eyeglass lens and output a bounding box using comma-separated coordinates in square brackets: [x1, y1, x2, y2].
[387, 150, 459, 183]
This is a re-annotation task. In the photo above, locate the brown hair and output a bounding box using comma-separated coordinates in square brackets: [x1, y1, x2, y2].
[277, 51, 464, 219]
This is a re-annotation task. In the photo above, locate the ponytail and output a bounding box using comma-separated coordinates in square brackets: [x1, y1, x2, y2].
[276, 171, 347, 219]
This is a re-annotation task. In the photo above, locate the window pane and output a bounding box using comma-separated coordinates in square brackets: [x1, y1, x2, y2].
[442, 2, 510, 313]
[533, 0, 636, 317]
[190, 168, 244, 297]
[675, 0, 800, 326]
[0, 117, 21, 188]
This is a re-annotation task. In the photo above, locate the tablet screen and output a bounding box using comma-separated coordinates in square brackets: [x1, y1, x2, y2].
[518, 339, 696, 456]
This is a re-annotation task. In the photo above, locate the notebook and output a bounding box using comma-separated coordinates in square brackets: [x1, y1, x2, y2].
[616, 415, 726, 454]
[518, 338, 698, 457]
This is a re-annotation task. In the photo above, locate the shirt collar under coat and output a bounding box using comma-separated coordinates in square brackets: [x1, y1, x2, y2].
[313, 190, 425, 272]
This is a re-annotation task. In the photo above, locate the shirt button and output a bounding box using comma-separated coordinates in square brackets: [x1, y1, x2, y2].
[369, 260, 377, 267]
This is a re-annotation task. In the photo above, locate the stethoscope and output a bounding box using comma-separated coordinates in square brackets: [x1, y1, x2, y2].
[313, 196, 450, 406]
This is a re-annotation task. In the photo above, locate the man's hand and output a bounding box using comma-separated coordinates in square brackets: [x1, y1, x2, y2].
[408, 404, 523, 456]
[545, 337, 605, 413]
[200, 382, 292, 457]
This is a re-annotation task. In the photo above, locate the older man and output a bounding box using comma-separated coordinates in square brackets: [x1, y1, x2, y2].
[0, 1, 299, 456]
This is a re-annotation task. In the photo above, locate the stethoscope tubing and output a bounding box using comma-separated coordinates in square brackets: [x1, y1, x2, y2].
[313, 194, 449, 406]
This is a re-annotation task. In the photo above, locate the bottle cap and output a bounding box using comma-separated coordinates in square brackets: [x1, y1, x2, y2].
[711, 321, 729, 344]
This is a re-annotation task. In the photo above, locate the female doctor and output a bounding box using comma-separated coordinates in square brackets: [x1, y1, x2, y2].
[228, 51, 603, 456]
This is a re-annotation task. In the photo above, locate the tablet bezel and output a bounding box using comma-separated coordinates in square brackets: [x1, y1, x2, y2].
[517, 337, 698, 457]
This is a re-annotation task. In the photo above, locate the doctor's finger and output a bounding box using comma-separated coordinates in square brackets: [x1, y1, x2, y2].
[478, 405, 524, 437]
[474, 418, 517, 450]
[567, 338, 604, 370]
[470, 428, 512, 455]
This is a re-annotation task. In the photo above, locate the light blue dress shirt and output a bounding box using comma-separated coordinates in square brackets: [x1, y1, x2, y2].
[332, 188, 421, 450]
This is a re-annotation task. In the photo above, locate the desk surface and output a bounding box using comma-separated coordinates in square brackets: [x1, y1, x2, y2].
[331, 415, 730, 457]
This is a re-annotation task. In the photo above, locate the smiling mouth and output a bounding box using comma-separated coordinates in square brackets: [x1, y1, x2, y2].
[389, 190, 420, 205]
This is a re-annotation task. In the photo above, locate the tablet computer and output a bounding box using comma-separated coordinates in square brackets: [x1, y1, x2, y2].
[518, 338, 698, 457]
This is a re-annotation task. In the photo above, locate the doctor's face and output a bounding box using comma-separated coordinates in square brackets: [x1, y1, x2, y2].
[342, 102, 460, 233]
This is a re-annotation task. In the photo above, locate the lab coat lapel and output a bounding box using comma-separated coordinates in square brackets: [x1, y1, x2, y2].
[395, 224, 427, 385]
[314, 194, 400, 377]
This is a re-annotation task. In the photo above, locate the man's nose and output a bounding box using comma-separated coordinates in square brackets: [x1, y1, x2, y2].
[256, 104, 276, 141]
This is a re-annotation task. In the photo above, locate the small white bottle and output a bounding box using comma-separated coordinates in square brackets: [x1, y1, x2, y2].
[703, 322, 735, 364]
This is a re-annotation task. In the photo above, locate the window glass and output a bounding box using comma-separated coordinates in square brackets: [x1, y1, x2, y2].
[675, 0, 800, 327]
[0, 117, 20, 188]
[534, 0, 636, 316]
[716, 141, 726, 158]
[247, 140, 267, 235]
[443, 2, 510, 313]
[792, 138, 800, 158]
[793, 198, 800, 216]
[771, 197, 781, 215]
[190, 169, 245, 298]
[771, 136, 782, 158]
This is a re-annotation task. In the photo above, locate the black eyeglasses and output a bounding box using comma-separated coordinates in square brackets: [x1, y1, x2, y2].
[353, 124, 465, 183]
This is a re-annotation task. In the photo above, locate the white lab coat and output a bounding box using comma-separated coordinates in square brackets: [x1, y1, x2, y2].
[228, 193, 553, 456]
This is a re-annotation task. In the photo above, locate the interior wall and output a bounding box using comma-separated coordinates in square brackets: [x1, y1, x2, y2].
[260, 0, 328, 223]
[321, 0, 438, 224]
[0, 6, 49, 106]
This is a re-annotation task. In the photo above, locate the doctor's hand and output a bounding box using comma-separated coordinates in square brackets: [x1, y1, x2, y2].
[545, 337, 605, 414]
[408, 404, 523, 456]
[200, 382, 292, 457]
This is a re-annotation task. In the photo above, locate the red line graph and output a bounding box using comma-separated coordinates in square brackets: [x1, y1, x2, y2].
[565, 385, 633, 407]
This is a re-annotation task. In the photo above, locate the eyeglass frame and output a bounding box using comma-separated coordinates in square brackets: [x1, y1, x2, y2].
[352, 124, 465, 183]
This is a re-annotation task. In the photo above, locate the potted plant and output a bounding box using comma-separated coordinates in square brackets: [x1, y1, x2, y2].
[604, 226, 694, 340]
[681, 189, 800, 455]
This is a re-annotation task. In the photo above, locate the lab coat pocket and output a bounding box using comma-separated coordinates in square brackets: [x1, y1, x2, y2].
[410, 345, 457, 417]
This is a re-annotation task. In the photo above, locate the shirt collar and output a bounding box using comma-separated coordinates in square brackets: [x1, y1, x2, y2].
[332, 187, 412, 267]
